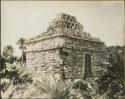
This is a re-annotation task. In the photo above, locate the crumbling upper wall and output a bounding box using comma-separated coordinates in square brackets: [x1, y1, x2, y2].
[25, 13, 102, 45]
[47, 13, 84, 36]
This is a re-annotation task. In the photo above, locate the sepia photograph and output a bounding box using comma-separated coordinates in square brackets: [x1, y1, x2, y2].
[1, 1, 125, 99]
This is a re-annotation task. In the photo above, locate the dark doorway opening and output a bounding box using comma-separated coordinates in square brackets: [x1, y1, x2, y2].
[84, 54, 92, 78]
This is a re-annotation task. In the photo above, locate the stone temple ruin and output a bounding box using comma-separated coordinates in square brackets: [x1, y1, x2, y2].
[25, 13, 107, 79]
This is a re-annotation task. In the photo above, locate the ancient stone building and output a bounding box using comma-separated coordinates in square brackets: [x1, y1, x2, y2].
[25, 13, 107, 79]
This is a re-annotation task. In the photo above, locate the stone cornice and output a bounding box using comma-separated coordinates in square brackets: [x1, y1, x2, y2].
[25, 33, 104, 45]
[25, 46, 105, 53]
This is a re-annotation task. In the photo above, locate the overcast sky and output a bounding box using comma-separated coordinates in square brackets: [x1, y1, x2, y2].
[1, 1, 124, 56]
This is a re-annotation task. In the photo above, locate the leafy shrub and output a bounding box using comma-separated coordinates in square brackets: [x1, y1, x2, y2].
[1, 62, 32, 99]
[23, 73, 71, 99]
[70, 78, 98, 99]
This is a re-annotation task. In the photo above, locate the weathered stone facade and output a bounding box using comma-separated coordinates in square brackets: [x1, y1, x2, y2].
[25, 13, 107, 79]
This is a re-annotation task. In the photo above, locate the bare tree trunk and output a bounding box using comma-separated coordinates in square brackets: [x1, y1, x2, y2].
[22, 49, 24, 63]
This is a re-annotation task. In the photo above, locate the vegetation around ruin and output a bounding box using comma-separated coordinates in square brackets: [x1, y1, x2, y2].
[0, 40, 124, 99]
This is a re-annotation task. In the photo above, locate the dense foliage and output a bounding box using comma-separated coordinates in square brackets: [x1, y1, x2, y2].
[1, 45, 124, 99]
[1, 45, 32, 99]
[97, 46, 124, 98]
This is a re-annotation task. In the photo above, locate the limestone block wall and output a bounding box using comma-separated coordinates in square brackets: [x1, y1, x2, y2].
[59, 48, 84, 79]
[26, 49, 63, 74]
[26, 35, 106, 78]
[92, 51, 107, 78]
[60, 48, 106, 79]
[25, 37, 65, 52]
[64, 36, 104, 51]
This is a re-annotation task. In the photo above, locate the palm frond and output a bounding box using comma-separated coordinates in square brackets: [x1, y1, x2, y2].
[23, 74, 71, 99]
